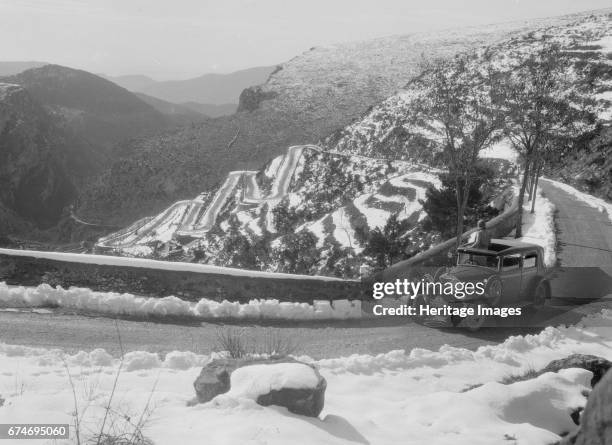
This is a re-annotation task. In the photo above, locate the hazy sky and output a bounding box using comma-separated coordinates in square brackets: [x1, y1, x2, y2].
[1, 0, 610, 79]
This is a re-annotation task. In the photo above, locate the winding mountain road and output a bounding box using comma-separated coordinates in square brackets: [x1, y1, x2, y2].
[98, 146, 307, 248]
[540, 179, 612, 267]
[539, 178, 612, 301]
[176, 171, 244, 237]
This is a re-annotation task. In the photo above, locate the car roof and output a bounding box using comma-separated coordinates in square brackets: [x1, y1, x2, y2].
[458, 238, 542, 256]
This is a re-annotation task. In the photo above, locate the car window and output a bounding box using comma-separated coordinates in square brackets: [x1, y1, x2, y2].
[502, 254, 521, 271]
[458, 253, 499, 269]
[523, 253, 537, 269]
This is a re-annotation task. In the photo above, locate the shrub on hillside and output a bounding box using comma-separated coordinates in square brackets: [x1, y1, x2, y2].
[420, 163, 500, 239]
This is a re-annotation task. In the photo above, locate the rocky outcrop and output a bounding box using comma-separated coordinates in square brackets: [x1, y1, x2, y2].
[559, 369, 612, 445]
[193, 357, 326, 417]
[236, 86, 278, 112]
[541, 354, 612, 388]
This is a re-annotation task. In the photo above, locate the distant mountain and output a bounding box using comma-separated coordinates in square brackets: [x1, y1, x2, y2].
[137, 66, 277, 104]
[0, 65, 186, 232]
[1, 65, 171, 157]
[0, 61, 48, 76]
[134, 92, 207, 124]
[101, 74, 157, 91]
[0, 83, 91, 228]
[77, 9, 611, 229]
[181, 101, 237, 117]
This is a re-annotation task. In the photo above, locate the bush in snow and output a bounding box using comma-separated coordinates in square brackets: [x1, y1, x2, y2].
[214, 326, 302, 359]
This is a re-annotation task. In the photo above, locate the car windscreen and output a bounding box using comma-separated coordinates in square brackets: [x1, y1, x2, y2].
[457, 252, 499, 269]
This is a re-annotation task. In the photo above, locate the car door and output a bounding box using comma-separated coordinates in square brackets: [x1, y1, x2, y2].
[500, 254, 522, 302]
[520, 251, 539, 298]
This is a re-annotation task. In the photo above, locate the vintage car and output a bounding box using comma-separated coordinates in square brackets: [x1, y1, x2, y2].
[416, 239, 551, 331]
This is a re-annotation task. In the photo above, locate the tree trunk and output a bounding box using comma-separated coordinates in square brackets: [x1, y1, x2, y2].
[455, 177, 472, 251]
[515, 160, 531, 238]
[527, 166, 536, 202]
[530, 163, 541, 214]
[455, 179, 464, 251]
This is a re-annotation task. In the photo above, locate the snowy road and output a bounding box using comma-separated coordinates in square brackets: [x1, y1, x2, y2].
[0, 301, 603, 358]
[539, 179, 612, 301]
[0, 309, 529, 358]
[540, 179, 612, 267]
[98, 146, 306, 248]
[176, 171, 243, 236]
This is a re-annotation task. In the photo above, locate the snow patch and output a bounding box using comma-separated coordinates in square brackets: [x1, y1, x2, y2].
[513, 187, 557, 267]
[542, 177, 612, 224]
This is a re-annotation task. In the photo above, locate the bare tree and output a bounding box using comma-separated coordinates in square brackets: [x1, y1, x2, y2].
[502, 44, 594, 235]
[413, 53, 503, 249]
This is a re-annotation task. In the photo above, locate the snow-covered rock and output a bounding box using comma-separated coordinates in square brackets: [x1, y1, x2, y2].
[194, 357, 327, 417]
[540, 354, 612, 388]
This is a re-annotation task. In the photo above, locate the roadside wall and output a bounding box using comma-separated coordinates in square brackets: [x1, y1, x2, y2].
[0, 253, 361, 303]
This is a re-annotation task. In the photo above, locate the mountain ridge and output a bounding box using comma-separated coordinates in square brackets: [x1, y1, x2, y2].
[78, 11, 603, 226]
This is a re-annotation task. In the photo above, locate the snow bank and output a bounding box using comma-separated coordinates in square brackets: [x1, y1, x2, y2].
[542, 177, 612, 224]
[514, 187, 557, 267]
[1, 310, 611, 444]
[0, 282, 362, 320]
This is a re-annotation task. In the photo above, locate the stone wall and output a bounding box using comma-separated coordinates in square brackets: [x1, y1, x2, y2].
[0, 253, 363, 303]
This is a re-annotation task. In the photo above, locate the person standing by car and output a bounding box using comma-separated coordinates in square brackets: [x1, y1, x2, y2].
[465, 219, 491, 250]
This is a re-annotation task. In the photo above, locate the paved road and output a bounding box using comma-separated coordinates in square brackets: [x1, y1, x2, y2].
[540, 179, 612, 267]
[177, 171, 243, 236]
[539, 179, 612, 301]
[0, 300, 603, 358]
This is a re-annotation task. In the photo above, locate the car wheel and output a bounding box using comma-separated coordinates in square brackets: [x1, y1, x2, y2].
[450, 315, 462, 327]
[461, 312, 488, 332]
[485, 276, 503, 307]
[533, 281, 548, 308]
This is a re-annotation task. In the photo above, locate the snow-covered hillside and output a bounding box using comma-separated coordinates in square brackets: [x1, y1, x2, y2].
[97, 12, 611, 277]
[325, 13, 612, 159]
[97, 145, 445, 277]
